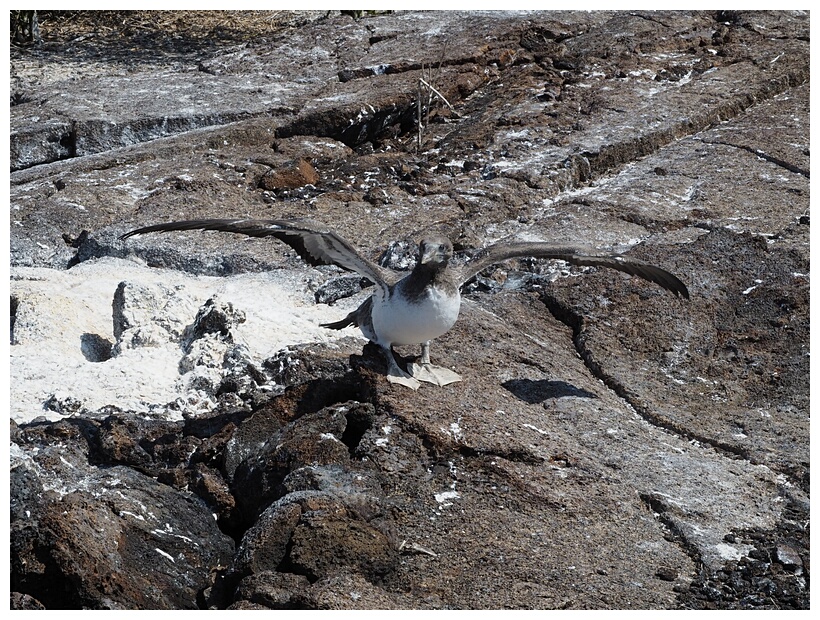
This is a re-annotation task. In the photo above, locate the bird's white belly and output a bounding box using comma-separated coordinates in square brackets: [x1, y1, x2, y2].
[372, 286, 461, 346]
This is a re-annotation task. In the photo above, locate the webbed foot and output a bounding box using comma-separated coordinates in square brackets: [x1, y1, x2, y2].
[381, 346, 421, 389]
[386, 370, 421, 390]
[409, 363, 462, 387]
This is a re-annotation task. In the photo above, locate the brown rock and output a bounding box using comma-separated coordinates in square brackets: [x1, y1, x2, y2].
[259, 158, 320, 191]
[234, 571, 313, 609]
[287, 506, 398, 581]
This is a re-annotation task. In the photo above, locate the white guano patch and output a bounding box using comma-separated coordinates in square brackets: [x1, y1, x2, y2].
[374, 424, 392, 447]
[9, 258, 365, 423]
[434, 490, 460, 504]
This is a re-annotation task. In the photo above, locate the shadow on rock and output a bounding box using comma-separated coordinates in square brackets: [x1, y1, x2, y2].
[501, 378, 597, 404]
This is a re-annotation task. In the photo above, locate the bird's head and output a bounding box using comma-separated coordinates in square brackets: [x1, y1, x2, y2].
[418, 236, 453, 268]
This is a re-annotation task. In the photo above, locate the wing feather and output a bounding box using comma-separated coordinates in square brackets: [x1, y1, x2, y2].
[121, 219, 392, 291]
[456, 241, 689, 299]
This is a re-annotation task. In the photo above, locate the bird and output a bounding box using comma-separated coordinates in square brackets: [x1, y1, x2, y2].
[121, 218, 689, 390]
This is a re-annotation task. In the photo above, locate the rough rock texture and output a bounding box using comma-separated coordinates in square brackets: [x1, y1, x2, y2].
[10, 418, 236, 609]
[10, 10, 809, 610]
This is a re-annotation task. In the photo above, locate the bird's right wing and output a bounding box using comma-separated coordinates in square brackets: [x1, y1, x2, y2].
[121, 218, 394, 292]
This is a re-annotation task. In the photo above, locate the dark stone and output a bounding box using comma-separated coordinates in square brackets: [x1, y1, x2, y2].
[378, 240, 417, 271]
[314, 275, 371, 305]
[11, 453, 234, 609]
[229, 403, 355, 523]
[10, 592, 46, 610]
[234, 571, 314, 609]
[187, 297, 246, 344]
[286, 507, 397, 581]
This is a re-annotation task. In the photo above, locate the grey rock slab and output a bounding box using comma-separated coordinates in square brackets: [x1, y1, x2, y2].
[9, 11, 337, 170]
[704, 84, 810, 180]
[379, 298, 789, 575]
[10, 11, 598, 170]
[10, 118, 294, 270]
[534, 78, 809, 480]
[557, 230, 808, 479]
[440, 12, 808, 198]
[10, 68, 307, 170]
[571, 83, 810, 241]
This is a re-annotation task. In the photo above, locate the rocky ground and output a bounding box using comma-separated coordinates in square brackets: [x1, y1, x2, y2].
[9, 10, 809, 609]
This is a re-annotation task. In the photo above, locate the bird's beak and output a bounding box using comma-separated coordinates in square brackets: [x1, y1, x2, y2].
[420, 244, 442, 265]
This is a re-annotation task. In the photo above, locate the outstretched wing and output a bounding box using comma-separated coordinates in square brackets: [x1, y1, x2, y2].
[456, 241, 689, 299]
[121, 219, 393, 292]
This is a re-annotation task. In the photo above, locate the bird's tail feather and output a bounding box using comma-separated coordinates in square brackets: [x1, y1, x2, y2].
[320, 314, 356, 330]
[320, 296, 371, 331]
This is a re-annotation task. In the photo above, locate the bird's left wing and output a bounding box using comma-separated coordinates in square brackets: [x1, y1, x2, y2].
[455, 241, 689, 299]
[121, 218, 394, 292]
